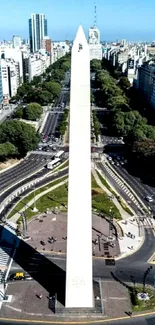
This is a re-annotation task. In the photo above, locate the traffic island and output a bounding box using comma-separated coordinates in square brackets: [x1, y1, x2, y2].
[129, 286, 155, 313]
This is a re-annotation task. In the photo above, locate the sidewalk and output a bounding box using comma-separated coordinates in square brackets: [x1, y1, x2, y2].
[117, 217, 144, 259]
[10, 179, 68, 223]
[92, 168, 131, 220]
[92, 168, 146, 259]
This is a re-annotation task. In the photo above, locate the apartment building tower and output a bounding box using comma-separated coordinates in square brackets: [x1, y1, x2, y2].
[29, 14, 48, 52]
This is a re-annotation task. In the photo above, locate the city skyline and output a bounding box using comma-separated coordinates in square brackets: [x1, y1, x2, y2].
[0, 0, 155, 41]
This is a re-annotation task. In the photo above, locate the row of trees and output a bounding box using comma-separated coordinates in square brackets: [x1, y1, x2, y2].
[58, 109, 69, 137]
[92, 111, 100, 141]
[0, 54, 71, 162]
[12, 53, 71, 106]
[91, 58, 155, 178]
[0, 120, 40, 161]
[94, 69, 130, 111]
[14, 103, 43, 121]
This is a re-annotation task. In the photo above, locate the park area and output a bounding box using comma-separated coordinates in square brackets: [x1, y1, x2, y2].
[9, 174, 121, 222]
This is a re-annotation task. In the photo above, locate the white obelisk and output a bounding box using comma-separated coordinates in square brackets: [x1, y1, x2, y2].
[65, 26, 93, 308]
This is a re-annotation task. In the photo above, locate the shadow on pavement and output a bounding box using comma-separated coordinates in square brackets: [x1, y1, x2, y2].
[0, 225, 66, 306]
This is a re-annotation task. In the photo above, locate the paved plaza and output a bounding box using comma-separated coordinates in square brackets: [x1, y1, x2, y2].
[26, 212, 120, 258]
[1, 280, 131, 320]
[101, 280, 131, 318]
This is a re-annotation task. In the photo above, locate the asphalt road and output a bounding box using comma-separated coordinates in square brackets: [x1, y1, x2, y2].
[101, 135, 155, 214]
[1, 317, 155, 325]
[10, 227, 155, 287]
[0, 167, 68, 220]
[96, 162, 140, 213]
[101, 135, 123, 145]
[0, 72, 70, 196]
[0, 104, 17, 124]
[0, 153, 54, 194]
[6, 227, 155, 325]
[113, 163, 155, 215]
[42, 112, 62, 136]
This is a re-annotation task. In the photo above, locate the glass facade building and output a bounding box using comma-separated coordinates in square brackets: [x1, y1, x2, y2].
[29, 14, 48, 52]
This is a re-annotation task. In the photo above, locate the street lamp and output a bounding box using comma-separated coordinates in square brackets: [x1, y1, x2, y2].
[32, 184, 38, 213]
[109, 207, 114, 238]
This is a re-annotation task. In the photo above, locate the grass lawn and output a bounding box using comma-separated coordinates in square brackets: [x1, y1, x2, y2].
[96, 170, 115, 193]
[8, 175, 68, 219]
[23, 184, 68, 220]
[130, 286, 155, 312]
[9, 174, 121, 221]
[97, 170, 133, 216]
[118, 197, 133, 216]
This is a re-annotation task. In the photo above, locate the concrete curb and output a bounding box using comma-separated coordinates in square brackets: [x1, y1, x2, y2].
[105, 158, 149, 213]
[0, 166, 45, 198]
[0, 158, 24, 175]
[95, 165, 135, 216]
[39, 111, 49, 134]
[7, 173, 68, 220]
[92, 167, 130, 220]
[10, 178, 68, 223]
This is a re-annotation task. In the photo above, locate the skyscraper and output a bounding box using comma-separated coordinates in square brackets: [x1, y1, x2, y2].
[29, 14, 48, 52]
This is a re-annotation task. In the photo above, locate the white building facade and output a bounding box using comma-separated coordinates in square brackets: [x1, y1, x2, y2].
[28, 52, 50, 82]
[1, 59, 19, 98]
[12, 36, 21, 48]
[51, 41, 70, 64]
[88, 26, 102, 60]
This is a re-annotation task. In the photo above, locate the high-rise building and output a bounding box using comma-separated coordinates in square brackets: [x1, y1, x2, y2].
[12, 36, 21, 48]
[1, 59, 19, 98]
[29, 14, 48, 52]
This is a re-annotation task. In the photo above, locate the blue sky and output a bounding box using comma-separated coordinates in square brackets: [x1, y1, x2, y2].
[1, 0, 155, 41]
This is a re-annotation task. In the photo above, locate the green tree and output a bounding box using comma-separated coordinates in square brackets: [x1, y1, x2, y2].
[17, 83, 32, 98]
[50, 69, 65, 82]
[60, 60, 71, 72]
[93, 111, 100, 141]
[0, 142, 17, 161]
[118, 76, 130, 91]
[26, 89, 53, 105]
[24, 103, 43, 121]
[0, 120, 40, 156]
[43, 81, 61, 99]
[90, 59, 102, 73]
[31, 76, 42, 86]
[14, 106, 24, 119]
[58, 109, 69, 136]
[91, 91, 95, 104]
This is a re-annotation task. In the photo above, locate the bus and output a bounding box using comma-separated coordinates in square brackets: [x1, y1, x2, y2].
[55, 150, 65, 159]
[47, 158, 61, 169]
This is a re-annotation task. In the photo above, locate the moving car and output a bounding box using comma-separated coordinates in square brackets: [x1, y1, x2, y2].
[145, 195, 154, 203]
[10, 272, 25, 281]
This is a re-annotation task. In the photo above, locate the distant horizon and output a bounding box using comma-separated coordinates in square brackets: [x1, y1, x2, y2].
[0, 0, 155, 42]
[1, 33, 155, 44]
